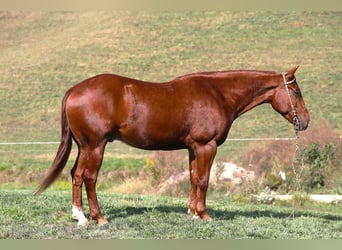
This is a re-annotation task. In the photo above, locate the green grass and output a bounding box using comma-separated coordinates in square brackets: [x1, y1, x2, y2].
[1, 189, 342, 239]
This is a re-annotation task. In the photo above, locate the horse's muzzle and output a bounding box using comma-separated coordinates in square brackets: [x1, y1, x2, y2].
[296, 119, 310, 131]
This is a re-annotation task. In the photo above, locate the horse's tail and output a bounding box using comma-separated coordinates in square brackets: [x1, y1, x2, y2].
[35, 91, 72, 195]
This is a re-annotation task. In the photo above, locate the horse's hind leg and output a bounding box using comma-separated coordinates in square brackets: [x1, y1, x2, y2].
[82, 142, 108, 225]
[71, 150, 88, 226]
[71, 141, 107, 226]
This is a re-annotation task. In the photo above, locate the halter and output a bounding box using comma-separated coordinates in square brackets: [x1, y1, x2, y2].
[282, 72, 300, 136]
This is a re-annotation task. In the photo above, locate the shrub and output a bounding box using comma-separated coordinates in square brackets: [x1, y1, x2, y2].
[146, 150, 187, 183]
[237, 121, 342, 194]
[300, 142, 334, 189]
[145, 150, 189, 196]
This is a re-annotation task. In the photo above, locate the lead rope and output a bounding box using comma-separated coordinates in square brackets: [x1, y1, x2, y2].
[282, 72, 302, 217]
[289, 131, 305, 218]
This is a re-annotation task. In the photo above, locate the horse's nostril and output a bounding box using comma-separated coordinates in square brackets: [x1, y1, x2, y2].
[302, 120, 310, 130]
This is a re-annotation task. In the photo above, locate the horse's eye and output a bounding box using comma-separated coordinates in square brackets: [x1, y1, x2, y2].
[294, 90, 302, 96]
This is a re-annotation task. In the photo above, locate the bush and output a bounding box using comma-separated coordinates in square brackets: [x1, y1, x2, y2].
[237, 121, 342, 194]
[146, 150, 187, 183]
[300, 142, 334, 189]
[145, 150, 189, 196]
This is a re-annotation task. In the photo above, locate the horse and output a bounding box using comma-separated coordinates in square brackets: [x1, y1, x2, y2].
[36, 66, 310, 226]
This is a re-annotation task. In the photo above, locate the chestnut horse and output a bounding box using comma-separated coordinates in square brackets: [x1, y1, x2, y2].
[37, 66, 310, 226]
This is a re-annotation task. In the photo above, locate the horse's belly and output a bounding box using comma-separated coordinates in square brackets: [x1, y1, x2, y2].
[117, 125, 187, 150]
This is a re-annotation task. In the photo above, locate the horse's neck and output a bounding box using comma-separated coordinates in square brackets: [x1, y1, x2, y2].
[219, 73, 278, 117]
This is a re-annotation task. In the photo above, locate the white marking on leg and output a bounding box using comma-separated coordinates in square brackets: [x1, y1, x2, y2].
[192, 214, 200, 220]
[72, 205, 89, 226]
[188, 208, 200, 219]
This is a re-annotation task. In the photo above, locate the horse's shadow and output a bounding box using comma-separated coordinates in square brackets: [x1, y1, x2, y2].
[105, 204, 342, 222]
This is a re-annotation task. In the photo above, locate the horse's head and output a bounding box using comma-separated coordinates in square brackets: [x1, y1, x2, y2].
[271, 66, 310, 131]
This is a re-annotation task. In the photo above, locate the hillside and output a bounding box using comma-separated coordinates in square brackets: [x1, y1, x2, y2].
[1, 11, 341, 143]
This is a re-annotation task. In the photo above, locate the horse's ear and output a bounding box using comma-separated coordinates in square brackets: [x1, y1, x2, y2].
[286, 65, 300, 77]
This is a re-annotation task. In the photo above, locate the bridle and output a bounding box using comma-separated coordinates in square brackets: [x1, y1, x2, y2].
[282, 72, 300, 136]
[282, 71, 308, 214]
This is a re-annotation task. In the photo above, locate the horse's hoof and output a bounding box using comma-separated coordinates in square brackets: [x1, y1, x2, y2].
[201, 214, 212, 221]
[192, 214, 200, 220]
[187, 208, 197, 216]
[77, 218, 89, 227]
[97, 218, 108, 226]
[193, 210, 212, 221]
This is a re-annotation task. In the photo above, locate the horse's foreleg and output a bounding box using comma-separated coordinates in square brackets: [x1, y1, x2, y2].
[188, 149, 198, 217]
[83, 143, 108, 226]
[193, 140, 217, 220]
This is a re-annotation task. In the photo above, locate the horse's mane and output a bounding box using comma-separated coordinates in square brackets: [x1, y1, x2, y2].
[174, 70, 278, 81]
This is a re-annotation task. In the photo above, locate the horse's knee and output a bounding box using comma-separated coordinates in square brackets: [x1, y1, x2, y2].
[72, 171, 83, 186]
[198, 177, 209, 191]
[83, 170, 97, 185]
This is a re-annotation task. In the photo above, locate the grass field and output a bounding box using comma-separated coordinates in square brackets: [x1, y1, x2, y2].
[0, 11, 341, 239]
[1, 189, 342, 239]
